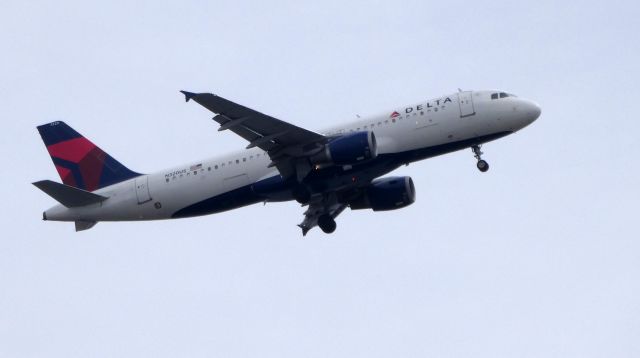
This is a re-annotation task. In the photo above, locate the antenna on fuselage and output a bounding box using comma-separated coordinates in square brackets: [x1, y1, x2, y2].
[458, 88, 463, 92]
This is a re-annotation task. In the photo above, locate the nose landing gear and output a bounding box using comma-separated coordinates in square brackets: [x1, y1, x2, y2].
[472, 145, 489, 172]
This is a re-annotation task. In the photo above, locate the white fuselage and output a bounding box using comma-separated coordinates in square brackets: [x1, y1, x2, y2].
[44, 90, 540, 223]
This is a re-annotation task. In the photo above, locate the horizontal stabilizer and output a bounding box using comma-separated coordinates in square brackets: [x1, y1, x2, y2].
[33, 180, 108, 208]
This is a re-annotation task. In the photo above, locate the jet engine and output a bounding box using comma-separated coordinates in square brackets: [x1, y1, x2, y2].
[350, 176, 416, 211]
[311, 131, 377, 166]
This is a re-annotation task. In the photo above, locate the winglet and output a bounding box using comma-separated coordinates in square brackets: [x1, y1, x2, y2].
[180, 90, 197, 102]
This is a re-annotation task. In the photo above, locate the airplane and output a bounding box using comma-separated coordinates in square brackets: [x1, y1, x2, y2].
[33, 89, 540, 235]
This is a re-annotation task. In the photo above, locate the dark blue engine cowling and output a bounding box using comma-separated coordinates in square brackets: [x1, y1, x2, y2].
[350, 176, 416, 211]
[315, 131, 377, 166]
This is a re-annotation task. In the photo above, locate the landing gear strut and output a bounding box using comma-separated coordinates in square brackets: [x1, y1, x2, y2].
[318, 214, 336, 234]
[292, 185, 311, 204]
[472, 145, 489, 172]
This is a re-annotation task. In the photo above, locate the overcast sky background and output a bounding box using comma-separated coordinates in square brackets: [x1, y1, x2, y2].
[1, 1, 639, 357]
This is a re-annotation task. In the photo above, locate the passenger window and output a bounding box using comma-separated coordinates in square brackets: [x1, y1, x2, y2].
[215, 165, 218, 169]
[236, 159, 239, 164]
[243, 158, 246, 162]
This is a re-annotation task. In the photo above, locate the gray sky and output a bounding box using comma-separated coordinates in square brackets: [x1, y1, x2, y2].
[1, 0, 639, 357]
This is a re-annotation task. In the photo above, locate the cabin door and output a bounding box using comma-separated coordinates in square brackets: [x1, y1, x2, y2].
[135, 175, 152, 204]
[458, 91, 476, 117]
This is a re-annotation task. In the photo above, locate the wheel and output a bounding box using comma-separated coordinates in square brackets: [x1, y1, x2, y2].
[317, 214, 337, 234]
[477, 160, 489, 172]
[292, 186, 311, 204]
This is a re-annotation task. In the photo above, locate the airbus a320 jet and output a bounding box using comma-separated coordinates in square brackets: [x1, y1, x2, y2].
[33, 90, 540, 235]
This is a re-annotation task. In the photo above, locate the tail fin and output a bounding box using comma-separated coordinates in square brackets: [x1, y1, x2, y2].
[37, 121, 141, 191]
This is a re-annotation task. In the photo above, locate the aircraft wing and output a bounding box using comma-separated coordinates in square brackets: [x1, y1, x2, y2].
[181, 91, 326, 177]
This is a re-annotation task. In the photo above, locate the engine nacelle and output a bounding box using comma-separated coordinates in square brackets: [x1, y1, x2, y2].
[350, 176, 416, 211]
[311, 131, 377, 166]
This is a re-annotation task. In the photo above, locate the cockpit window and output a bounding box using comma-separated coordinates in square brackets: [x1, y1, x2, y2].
[491, 92, 517, 100]
[491, 92, 517, 99]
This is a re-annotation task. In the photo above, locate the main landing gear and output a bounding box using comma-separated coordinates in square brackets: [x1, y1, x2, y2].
[317, 214, 337, 234]
[292, 185, 311, 204]
[472, 145, 489, 172]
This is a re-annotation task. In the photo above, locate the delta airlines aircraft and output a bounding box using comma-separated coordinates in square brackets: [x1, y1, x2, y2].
[34, 90, 540, 235]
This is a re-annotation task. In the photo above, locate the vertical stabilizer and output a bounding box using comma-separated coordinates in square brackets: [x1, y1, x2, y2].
[37, 121, 141, 191]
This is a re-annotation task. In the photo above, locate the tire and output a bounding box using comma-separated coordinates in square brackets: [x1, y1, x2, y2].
[477, 160, 489, 172]
[317, 214, 337, 234]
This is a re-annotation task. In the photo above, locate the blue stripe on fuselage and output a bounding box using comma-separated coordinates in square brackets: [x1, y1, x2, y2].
[170, 131, 512, 219]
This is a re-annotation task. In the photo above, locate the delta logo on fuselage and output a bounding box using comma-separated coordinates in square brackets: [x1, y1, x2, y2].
[390, 97, 452, 118]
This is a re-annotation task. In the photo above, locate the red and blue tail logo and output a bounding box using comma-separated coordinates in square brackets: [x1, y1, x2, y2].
[37, 121, 140, 192]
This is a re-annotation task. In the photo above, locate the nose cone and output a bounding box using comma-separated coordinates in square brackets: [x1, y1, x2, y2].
[524, 100, 541, 123]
